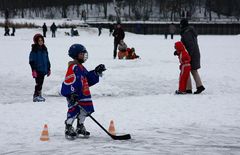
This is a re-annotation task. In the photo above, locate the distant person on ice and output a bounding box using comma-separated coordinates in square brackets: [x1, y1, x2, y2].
[42, 23, 47, 37]
[169, 23, 176, 39]
[11, 26, 15, 36]
[118, 40, 140, 60]
[180, 19, 205, 94]
[61, 44, 106, 139]
[4, 25, 10, 36]
[98, 25, 102, 36]
[113, 23, 125, 59]
[29, 34, 51, 102]
[70, 27, 79, 37]
[50, 22, 57, 38]
[174, 41, 191, 94]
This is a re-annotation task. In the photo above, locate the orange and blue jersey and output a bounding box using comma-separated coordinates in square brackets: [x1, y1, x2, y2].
[61, 62, 99, 113]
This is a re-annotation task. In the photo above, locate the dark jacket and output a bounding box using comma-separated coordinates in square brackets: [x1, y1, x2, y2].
[50, 23, 57, 32]
[113, 27, 125, 43]
[42, 24, 47, 32]
[29, 44, 51, 75]
[180, 26, 201, 70]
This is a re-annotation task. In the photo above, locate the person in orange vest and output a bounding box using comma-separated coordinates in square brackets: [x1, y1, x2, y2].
[174, 41, 191, 94]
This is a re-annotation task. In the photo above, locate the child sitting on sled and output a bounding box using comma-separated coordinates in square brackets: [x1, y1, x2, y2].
[117, 40, 140, 60]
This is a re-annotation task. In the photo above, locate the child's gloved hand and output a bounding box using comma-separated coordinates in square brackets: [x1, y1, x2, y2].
[95, 64, 106, 77]
[68, 93, 79, 104]
[32, 70, 37, 78]
[174, 51, 178, 56]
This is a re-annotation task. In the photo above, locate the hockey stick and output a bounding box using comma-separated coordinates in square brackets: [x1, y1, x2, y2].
[79, 106, 131, 140]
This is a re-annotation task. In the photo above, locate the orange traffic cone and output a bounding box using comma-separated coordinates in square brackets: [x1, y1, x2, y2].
[108, 120, 116, 135]
[40, 124, 49, 141]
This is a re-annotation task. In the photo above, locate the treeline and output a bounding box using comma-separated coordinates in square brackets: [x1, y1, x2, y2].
[0, 0, 111, 9]
[0, 0, 240, 21]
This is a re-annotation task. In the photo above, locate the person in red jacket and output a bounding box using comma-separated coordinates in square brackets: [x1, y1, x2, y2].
[174, 41, 191, 94]
[126, 48, 140, 59]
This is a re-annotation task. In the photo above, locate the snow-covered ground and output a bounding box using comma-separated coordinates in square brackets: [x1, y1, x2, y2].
[0, 26, 240, 155]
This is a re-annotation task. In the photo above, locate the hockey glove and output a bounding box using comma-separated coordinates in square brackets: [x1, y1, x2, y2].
[95, 64, 106, 77]
[68, 93, 79, 104]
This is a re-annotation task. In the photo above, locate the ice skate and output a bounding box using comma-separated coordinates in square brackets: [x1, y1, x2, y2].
[65, 124, 77, 140]
[76, 124, 90, 138]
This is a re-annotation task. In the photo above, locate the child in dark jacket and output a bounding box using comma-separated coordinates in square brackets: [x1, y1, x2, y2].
[174, 41, 191, 94]
[29, 34, 51, 102]
[61, 44, 106, 139]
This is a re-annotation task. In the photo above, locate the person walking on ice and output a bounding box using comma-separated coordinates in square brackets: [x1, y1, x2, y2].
[29, 34, 51, 102]
[61, 44, 106, 139]
[42, 23, 47, 37]
[112, 23, 125, 59]
[180, 19, 205, 94]
[50, 22, 57, 38]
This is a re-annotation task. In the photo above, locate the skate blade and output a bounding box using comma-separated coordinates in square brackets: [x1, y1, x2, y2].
[65, 135, 77, 140]
[77, 134, 90, 139]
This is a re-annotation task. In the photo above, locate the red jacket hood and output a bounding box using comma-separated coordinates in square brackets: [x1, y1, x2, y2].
[175, 41, 186, 54]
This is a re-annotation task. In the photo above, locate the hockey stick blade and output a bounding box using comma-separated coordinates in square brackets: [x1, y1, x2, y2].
[88, 114, 131, 140]
[78, 105, 131, 140]
[110, 134, 131, 140]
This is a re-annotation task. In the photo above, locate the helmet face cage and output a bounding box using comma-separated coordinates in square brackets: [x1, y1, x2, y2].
[83, 52, 88, 62]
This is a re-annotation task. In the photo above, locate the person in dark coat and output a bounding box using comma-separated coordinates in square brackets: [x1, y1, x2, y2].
[112, 23, 125, 59]
[42, 23, 47, 37]
[50, 22, 57, 38]
[70, 27, 79, 37]
[29, 34, 51, 102]
[4, 25, 10, 36]
[180, 19, 205, 94]
[169, 23, 176, 39]
[98, 25, 102, 36]
[11, 26, 15, 36]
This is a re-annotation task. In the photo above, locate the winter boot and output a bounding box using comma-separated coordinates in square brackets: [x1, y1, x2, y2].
[38, 95, 46, 102]
[33, 91, 45, 102]
[33, 96, 45, 102]
[175, 90, 186, 95]
[194, 86, 205, 94]
[76, 123, 90, 137]
[38, 91, 46, 102]
[65, 124, 77, 139]
[33, 95, 45, 102]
